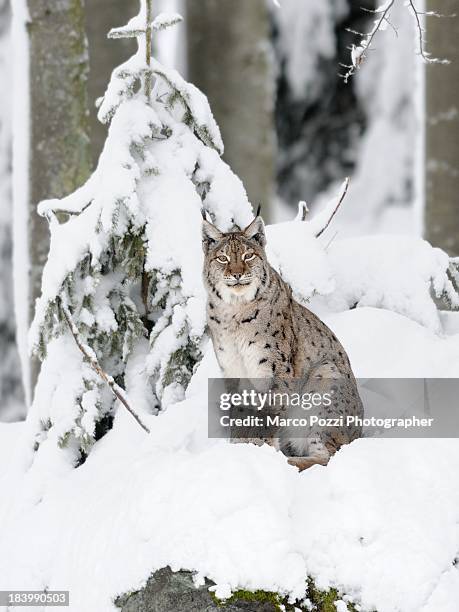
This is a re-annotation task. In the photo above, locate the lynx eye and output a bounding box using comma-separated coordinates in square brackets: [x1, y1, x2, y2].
[243, 253, 256, 262]
[216, 255, 229, 264]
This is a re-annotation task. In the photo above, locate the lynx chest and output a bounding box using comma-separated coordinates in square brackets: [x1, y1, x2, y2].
[208, 307, 268, 379]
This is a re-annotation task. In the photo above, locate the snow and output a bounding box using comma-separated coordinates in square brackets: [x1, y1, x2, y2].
[4, 2, 459, 610]
[313, 2, 420, 237]
[273, 0, 348, 101]
[265, 200, 457, 336]
[3, 190, 459, 610]
[152, 12, 183, 31]
[1, 316, 459, 611]
[276, 1, 421, 238]
[322, 235, 457, 333]
[151, 56, 224, 154]
[27, 4, 253, 471]
[326, 307, 459, 378]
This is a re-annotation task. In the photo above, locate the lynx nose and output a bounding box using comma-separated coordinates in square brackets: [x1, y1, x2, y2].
[233, 272, 243, 280]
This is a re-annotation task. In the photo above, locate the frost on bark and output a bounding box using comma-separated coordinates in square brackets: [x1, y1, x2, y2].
[0, 0, 25, 421]
[85, 0, 136, 164]
[187, 0, 275, 220]
[425, 0, 459, 255]
[26, 0, 92, 392]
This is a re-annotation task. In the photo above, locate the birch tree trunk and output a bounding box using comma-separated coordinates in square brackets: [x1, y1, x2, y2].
[25, 0, 92, 398]
[187, 0, 276, 221]
[425, 1, 459, 255]
[0, 0, 25, 421]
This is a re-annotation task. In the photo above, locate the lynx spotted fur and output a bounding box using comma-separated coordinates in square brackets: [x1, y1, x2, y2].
[202, 214, 363, 470]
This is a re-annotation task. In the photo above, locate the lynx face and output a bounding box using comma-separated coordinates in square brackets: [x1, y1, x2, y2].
[202, 216, 269, 304]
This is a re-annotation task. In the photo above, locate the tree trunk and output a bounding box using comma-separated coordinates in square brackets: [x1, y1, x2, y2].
[424, 1, 459, 255]
[0, 0, 25, 421]
[84, 0, 136, 165]
[187, 0, 276, 221]
[25, 0, 92, 398]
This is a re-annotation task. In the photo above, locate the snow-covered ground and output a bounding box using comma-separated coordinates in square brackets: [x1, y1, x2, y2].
[2, 179, 459, 611]
[1, 4, 458, 611]
[1, 282, 459, 612]
[2, 155, 459, 612]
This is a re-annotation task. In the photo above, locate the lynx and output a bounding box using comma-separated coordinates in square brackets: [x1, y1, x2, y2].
[202, 213, 363, 470]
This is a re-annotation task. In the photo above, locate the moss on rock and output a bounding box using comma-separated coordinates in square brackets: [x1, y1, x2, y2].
[115, 567, 365, 612]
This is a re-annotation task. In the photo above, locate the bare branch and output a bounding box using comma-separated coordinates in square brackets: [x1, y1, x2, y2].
[343, 0, 451, 82]
[342, 0, 396, 82]
[407, 0, 450, 65]
[384, 15, 399, 37]
[58, 298, 151, 434]
[315, 177, 350, 238]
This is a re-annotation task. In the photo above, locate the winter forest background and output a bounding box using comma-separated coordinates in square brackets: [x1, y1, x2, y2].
[0, 0, 457, 421]
[0, 0, 459, 421]
[0, 2, 459, 611]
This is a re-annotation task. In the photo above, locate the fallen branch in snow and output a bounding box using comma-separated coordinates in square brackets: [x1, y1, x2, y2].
[341, 0, 449, 82]
[314, 177, 349, 238]
[58, 298, 151, 434]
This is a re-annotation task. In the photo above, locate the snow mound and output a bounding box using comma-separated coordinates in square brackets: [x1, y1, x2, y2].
[1, 309, 459, 611]
[326, 307, 459, 378]
[266, 210, 457, 333]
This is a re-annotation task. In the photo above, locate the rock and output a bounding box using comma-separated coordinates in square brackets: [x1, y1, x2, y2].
[115, 567, 281, 612]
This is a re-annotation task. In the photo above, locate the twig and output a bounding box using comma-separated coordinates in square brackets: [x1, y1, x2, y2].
[343, 0, 450, 81]
[315, 177, 349, 238]
[145, 0, 153, 97]
[406, 0, 450, 64]
[342, 0, 396, 82]
[408, 0, 429, 61]
[58, 297, 151, 434]
[295, 200, 309, 222]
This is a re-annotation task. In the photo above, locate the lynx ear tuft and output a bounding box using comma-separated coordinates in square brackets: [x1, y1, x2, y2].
[243, 216, 266, 247]
[202, 218, 223, 252]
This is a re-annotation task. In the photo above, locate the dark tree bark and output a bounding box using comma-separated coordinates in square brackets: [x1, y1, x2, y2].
[187, 0, 276, 220]
[26, 0, 92, 396]
[85, 0, 136, 165]
[424, 1, 459, 255]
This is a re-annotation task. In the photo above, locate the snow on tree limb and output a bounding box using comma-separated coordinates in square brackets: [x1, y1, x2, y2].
[152, 13, 183, 31]
[109, 10, 182, 38]
[341, 0, 449, 82]
[99, 5, 223, 153]
[304, 177, 349, 238]
[150, 58, 224, 154]
[28, 0, 251, 463]
[59, 297, 151, 434]
[405, 0, 450, 65]
[295, 200, 308, 222]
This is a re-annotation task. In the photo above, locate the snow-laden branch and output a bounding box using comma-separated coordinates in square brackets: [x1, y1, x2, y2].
[295, 178, 349, 237]
[341, 0, 449, 82]
[341, 0, 396, 82]
[406, 0, 451, 65]
[58, 297, 151, 434]
[314, 177, 349, 238]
